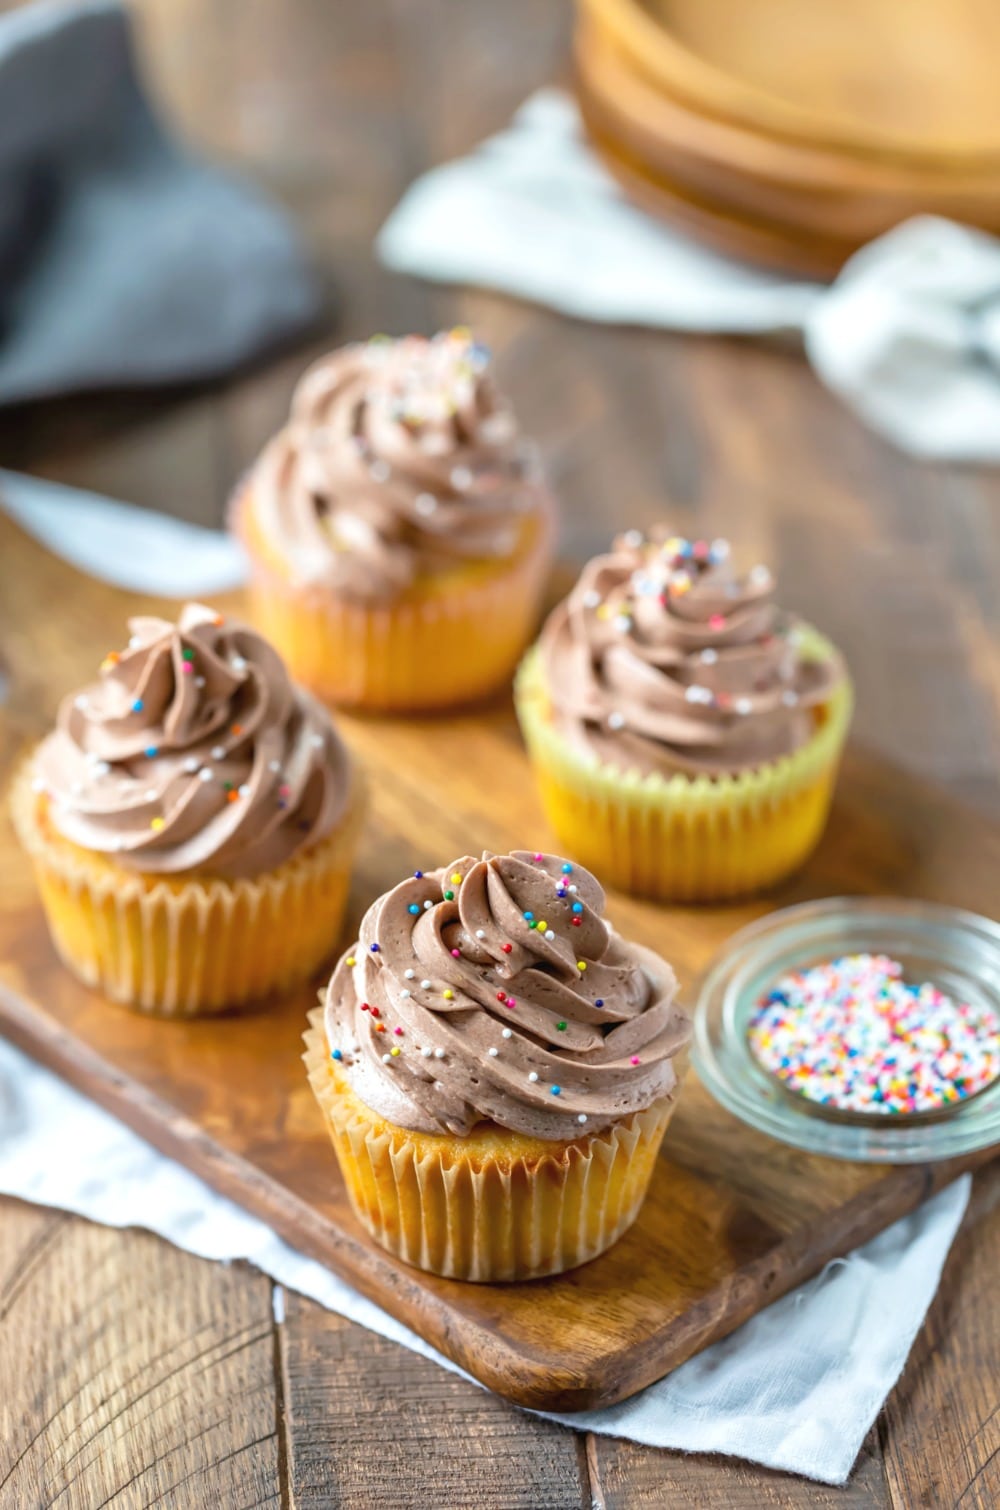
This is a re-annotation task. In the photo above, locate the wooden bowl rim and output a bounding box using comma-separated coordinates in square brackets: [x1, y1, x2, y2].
[580, 110, 857, 279]
[575, 19, 1000, 202]
[578, 0, 1000, 167]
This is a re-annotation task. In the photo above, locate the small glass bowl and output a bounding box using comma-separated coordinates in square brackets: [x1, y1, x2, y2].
[692, 897, 1000, 1163]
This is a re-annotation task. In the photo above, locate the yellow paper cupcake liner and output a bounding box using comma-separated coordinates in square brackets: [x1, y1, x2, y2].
[11, 768, 365, 1018]
[514, 635, 853, 903]
[304, 1009, 682, 1281]
[234, 487, 555, 713]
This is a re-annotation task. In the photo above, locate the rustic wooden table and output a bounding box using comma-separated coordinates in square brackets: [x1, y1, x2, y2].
[1, 2, 998, 1506]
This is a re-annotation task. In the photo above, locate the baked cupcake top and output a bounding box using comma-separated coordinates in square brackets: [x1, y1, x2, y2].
[538, 528, 845, 779]
[324, 849, 689, 1140]
[34, 603, 351, 879]
[245, 328, 548, 601]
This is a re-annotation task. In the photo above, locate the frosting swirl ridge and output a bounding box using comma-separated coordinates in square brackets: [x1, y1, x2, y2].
[35, 603, 351, 877]
[249, 329, 548, 601]
[539, 528, 845, 778]
[324, 850, 689, 1139]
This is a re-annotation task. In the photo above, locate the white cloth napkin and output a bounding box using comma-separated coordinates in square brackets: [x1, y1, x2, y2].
[378, 90, 1000, 463]
[0, 477, 975, 1485]
[0, 470, 247, 596]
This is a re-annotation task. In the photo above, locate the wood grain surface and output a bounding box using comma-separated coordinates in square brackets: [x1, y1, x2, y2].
[0, 508, 997, 1413]
[0, 1201, 282, 1509]
[0, 0, 998, 1503]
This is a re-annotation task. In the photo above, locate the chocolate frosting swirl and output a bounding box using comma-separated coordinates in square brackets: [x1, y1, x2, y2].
[324, 850, 689, 1140]
[539, 528, 845, 778]
[34, 603, 352, 879]
[246, 329, 549, 601]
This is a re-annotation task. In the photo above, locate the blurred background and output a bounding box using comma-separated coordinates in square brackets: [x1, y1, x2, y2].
[0, 0, 997, 811]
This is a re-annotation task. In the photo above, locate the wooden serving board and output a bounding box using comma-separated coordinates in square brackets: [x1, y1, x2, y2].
[0, 514, 997, 1412]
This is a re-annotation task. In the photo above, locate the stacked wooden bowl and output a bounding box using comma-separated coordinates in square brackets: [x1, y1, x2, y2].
[574, 0, 1000, 275]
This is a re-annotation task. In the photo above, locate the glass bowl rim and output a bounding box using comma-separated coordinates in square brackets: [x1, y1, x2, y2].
[691, 894, 1000, 1163]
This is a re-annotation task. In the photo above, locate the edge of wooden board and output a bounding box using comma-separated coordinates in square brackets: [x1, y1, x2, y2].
[1, 973, 992, 1412]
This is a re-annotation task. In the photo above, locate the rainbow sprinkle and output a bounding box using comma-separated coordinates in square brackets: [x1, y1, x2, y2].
[748, 953, 1000, 1116]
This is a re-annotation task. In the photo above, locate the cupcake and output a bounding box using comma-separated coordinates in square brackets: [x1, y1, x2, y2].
[304, 848, 690, 1281]
[12, 603, 364, 1017]
[233, 328, 556, 712]
[515, 529, 852, 903]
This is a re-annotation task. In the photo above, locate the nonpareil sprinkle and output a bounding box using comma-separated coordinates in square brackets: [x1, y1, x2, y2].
[748, 953, 1000, 1116]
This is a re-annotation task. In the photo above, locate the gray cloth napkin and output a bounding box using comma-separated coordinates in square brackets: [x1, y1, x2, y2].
[0, 0, 322, 403]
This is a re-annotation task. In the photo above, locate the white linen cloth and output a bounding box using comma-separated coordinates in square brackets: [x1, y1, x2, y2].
[0, 477, 975, 1485]
[377, 90, 1000, 463]
[0, 470, 247, 595]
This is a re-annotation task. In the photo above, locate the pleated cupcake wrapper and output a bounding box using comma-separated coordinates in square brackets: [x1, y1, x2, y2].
[11, 769, 365, 1018]
[231, 484, 556, 712]
[514, 637, 853, 902]
[304, 1010, 679, 1282]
